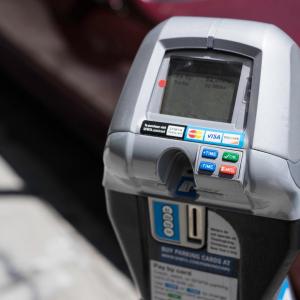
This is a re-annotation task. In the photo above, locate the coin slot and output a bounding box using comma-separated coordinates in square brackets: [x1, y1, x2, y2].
[192, 208, 198, 237]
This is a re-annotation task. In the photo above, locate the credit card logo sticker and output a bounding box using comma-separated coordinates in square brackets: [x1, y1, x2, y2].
[184, 127, 244, 148]
[187, 129, 205, 140]
[204, 131, 223, 143]
[222, 133, 241, 146]
[141, 121, 245, 149]
[166, 125, 185, 138]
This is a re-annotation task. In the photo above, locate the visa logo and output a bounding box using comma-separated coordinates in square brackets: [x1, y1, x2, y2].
[208, 134, 221, 139]
[204, 131, 223, 143]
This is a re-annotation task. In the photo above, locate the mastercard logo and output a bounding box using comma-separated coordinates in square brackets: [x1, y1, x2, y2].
[187, 129, 204, 140]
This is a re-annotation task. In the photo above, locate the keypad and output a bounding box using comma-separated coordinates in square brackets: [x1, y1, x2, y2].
[197, 146, 242, 180]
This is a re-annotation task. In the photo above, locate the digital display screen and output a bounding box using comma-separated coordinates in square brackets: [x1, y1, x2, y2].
[160, 57, 243, 123]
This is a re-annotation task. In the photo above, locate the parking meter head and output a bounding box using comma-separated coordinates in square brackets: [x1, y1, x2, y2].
[103, 18, 300, 300]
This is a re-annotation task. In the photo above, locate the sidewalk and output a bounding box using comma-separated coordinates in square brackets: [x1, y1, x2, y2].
[0, 163, 137, 300]
[0, 66, 136, 299]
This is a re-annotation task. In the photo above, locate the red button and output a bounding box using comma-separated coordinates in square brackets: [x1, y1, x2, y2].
[220, 165, 237, 176]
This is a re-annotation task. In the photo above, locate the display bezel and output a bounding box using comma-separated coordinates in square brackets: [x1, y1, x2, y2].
[147, 50, 252, 131]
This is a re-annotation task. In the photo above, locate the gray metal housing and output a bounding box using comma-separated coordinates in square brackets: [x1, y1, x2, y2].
[103, 17, 300, 221]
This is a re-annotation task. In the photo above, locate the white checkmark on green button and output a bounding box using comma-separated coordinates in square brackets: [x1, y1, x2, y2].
[222, 152, 239, 162]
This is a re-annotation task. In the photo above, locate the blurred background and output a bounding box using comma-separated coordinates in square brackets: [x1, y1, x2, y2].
[0, 0, 299, 299]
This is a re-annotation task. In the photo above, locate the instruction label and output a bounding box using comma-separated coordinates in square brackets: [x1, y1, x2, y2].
[207, 211, 240, 259]
[141, 121, 186, 139]
[149, 205, 240, 300]
[160, 245, 237, 278]
[151, 260, 237, 300]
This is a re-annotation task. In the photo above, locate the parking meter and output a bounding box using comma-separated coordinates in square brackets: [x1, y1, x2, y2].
[103, 17, 300, 300]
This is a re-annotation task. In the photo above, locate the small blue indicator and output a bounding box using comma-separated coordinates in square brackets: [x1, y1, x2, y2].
[187, 288, 201, 295]
[202, 148, 218, 159]
[165, 282, 178, 290]
[199, 161, 216, 173]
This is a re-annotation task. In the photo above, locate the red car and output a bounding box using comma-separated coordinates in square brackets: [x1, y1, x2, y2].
[46, 0, 300, 67]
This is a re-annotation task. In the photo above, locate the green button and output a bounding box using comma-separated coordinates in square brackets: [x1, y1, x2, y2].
[222, 152, 239, 163]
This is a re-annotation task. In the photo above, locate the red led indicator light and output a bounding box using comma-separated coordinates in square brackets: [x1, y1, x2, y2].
[159, 80, 167, 88]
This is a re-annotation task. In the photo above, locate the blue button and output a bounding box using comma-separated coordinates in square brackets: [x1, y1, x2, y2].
[199, 161, 216, 173]
[202, 148, 218, 159]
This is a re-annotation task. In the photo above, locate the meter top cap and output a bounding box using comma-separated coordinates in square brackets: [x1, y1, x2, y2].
[104, 17, 300, 221]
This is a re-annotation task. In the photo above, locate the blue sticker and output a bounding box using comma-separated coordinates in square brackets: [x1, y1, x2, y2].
[277, 278, 292, 300]
[165, 282, 178, 290]
[176, 177, 197, 198]
[184, 126, 245, 149]
[153, 201, 180, 242]
[187, 288, 201, 295]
